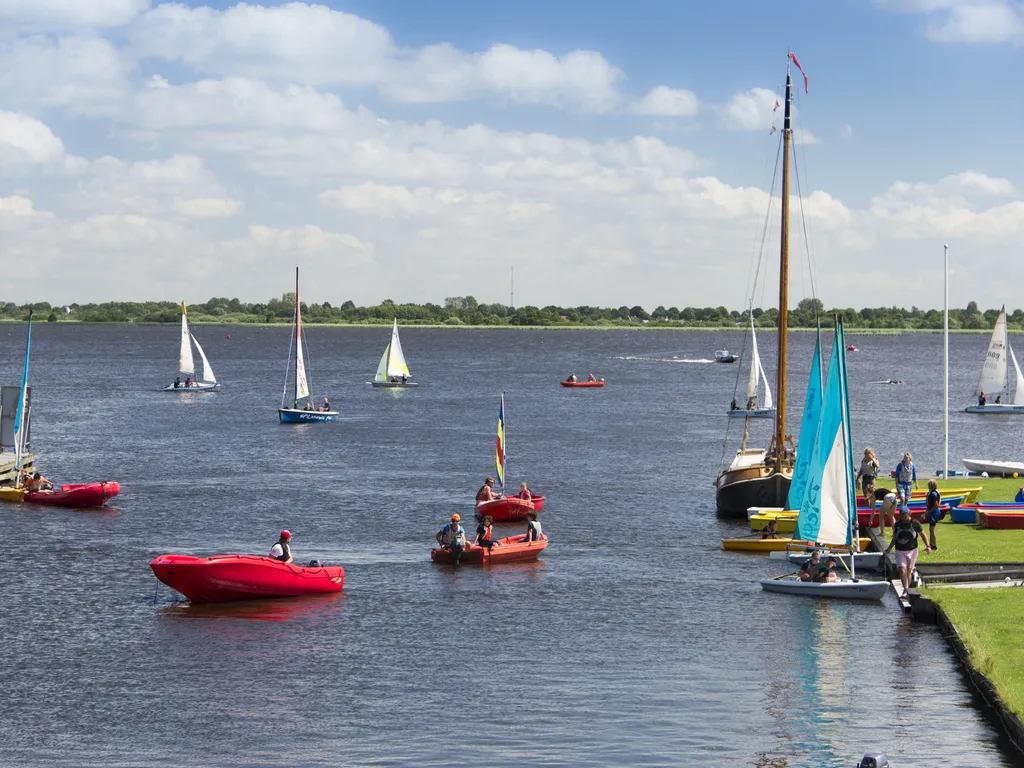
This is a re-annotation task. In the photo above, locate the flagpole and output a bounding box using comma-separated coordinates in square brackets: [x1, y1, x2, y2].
[943, 244, 949, 480]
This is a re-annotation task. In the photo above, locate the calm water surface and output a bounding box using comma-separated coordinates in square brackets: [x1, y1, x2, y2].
[0, 324, 1021, 768]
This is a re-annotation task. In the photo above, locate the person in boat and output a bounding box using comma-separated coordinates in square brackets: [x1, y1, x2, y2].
[401, 373, 408, 383]
[587, 373, 597, 382]
[995, 394, 1002, 404]
[856, 447, 880, 498]
[884, 507, 931, 595]
[518, 481, 532, 501]
[269, 530, 293, 563]
[26, 472, 54, 492]
[303, 400, 313, 411]
[184, 376, 192, 387]
[476, 477, 497, 504]
[813, 556, 840, 583]
[173, 376, 182, 388]
[390, 375, 398, 383]
[567, 372, 577, 383]
[797, 551, 821, 581]
[473, 514, 497, 551]
[746, 396, 757, 410]
[524, 510, 542, 543]
[924, 479, 943, 550]
[894, 453, 918, 506]
[978, 392, 987, 407]
[318, 397, 331, 412]
[730, 398, 739, 411]
[436, 514, 469, 563]
[760, 519, 780, 539]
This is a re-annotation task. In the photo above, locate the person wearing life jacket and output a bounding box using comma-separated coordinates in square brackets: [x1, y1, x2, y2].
[567, 372, 577, 383]
[587, 373, 597, 382]
[269, 530, 293, 563]
[474, 515, 497, 550]
[173, 376, 182, 388]
[518, 481, 532, 501]
[436, 514, 469, 563]
[476, 477, 496, 504]
[978, 392, 987, 407]
[524, 511, 542, 544]
[894, 453, 918, 506]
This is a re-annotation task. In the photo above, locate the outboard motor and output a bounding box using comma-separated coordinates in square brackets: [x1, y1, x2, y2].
[307, 559, 322, 567]
[856, 754, 890, 768]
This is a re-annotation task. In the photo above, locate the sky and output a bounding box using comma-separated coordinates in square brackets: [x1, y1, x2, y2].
[1, 0, 1022, 310]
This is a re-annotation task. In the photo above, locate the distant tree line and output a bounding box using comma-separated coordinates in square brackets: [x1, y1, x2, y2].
[0, 296, 1020, 330]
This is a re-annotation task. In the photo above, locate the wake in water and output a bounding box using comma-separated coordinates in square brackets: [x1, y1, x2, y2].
[615, 355, 714, 364]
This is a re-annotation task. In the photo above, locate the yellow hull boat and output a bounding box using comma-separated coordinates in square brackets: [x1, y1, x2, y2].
[749, 511, 799, 533]
[721, 536, 872, 553]
[0, 487, 27, 503]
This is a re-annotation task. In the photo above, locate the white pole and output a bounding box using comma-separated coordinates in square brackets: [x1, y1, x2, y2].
[944, 244, 949, 480]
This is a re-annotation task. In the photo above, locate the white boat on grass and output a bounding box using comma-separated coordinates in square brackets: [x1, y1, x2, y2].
[728, 319, 774, 418]
[965, 306, 1024, 414]
[370, 320, 418, 388]
[164, 302, 218, 391]
[962, 459, 1024, 477]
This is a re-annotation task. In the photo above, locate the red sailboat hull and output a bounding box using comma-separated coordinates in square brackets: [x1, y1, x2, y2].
[431, 534, 549, 565]
[476, 494, 546, 521]
[150, 554, 345, 603]
[25, 482, 120, 507]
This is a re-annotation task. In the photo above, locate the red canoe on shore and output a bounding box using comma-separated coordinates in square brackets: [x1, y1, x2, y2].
[150, 554, 345, 603]
[855, 505, 950, 527]
[476, 494, 546, 522]
[431, 534, 549, 565]
[978, 511, 1024, 530]
[25, 481, 120, 508]
[560, 380, 604, 388]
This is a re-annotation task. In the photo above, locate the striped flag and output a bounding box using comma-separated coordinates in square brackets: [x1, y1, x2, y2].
[495, 394, 505, 491]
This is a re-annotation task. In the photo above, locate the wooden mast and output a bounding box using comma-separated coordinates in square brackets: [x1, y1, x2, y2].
[773, 63, 792, 470]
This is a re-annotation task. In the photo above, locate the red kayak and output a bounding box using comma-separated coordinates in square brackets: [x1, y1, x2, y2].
[431, 534, 549, 565]
[476, 494, 546, 522]
[856, 505, 950, 527]
[25, 481, 120, 508]
[150, 554, 344, 603]
[561, 380, 604, 388]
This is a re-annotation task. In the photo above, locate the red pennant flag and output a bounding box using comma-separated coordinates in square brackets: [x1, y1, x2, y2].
[774, 100, 780, 112]
[770, 124, 777, 135]
[788, 51, 808, 93]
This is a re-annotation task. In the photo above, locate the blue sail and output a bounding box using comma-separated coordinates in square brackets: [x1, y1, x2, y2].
[786, 326, 823, 510]
[794, 321, 853, 546]
[12, 315, 33, 474]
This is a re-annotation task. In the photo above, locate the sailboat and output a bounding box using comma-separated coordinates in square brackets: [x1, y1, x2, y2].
[964, 306, 1024, 414]
[370, 320, 418, 388]
[475, 393, 545, 522]
[715, 56, 800, 516]
[0, 315, 34, 503]
[727, 319, 775, 418]
[164, 302, 219, 391]
[760, 318, 889, 600]
[278, 268, 338, 424]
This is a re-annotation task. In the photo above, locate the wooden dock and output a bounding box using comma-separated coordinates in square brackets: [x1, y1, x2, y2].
[0, 450, 36, 483]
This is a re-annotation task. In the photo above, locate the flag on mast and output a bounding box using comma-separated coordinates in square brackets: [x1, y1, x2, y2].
[788, 51, 808, 93]
[495, 394, 505, 491]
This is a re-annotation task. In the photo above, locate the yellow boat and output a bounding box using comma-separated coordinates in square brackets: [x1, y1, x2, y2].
[721, 536, 872, 553]
[0, 487, 26, 503]
[749, 510, 799, 533]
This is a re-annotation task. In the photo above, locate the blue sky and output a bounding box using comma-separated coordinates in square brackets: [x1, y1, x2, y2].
[1, 0, 1021, 310]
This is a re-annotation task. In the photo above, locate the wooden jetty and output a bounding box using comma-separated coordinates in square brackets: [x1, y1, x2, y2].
[0, 450, 36, 484]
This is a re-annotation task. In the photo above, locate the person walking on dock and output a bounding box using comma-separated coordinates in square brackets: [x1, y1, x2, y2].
[894, 453, 918, 505]
[857, 448, 879, 498]
[884, 507, 931, 595]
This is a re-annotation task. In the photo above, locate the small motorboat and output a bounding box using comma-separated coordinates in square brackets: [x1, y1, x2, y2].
[150, 554, 344, 603]
[760, 574, 889, 601]
[475, 494, 546, 522]
[846, 345, 858, 352]
[714, 350, 737, 363]
[431, 534, 549, 565]
[561, 379, 604, 388]
[24, 481, 120, 508]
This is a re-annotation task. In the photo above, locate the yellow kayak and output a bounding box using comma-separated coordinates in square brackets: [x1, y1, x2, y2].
[0, 487, 26, 503]
[721, 536, 872, 553]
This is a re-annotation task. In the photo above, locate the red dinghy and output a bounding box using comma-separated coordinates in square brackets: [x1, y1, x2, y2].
[561, 380, 604, 388]
[476, 495, 546, 522]
[431, 534, 549, 565]
[150, 554, 345, 603]
[25, 481, 120, 508]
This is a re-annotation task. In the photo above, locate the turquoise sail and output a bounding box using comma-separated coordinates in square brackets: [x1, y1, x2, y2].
[786, 326, 823, 510]
[12, 314, 33, 475]
[793, 321, 853, 546]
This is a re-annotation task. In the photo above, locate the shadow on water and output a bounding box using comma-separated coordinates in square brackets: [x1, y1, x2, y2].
[157, 593, 346, 622]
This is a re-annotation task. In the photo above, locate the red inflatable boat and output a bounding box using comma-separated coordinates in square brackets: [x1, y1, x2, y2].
[431, 534, 549, 565]
[561, 380, 604, 388]
[150, 554, 345, 603]
[476, 494, 546, 522]
[25, 481, 120, 508]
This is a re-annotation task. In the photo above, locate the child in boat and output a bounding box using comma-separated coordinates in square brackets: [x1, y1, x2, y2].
[760, 519, 780, 539]
[524, 511, 542, 543]
[474, 515, 497, 550]
[437, 514, 469, 563]
[587, 373, 597, 382]
[813, 556, 840, 583]
[518, 481, 532, 501]
[797, 551, 821, 581]
[567, 373, 577, 382]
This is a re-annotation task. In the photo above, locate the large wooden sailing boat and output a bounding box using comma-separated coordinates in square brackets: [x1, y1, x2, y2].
[715, 58, 800, 516]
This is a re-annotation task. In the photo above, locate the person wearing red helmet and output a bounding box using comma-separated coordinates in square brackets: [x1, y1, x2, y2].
[269, 530, 293, 563]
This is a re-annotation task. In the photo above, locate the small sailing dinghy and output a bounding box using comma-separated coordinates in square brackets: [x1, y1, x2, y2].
[760, 317, 889, 601]
[961, 459, 1024, 477]
[278, 268, 338, 423]
[475, 393, 545, 522]
[965, 306, 1024, 414]
[728, 319, 774, 418]
[164, 302, 219, 391]
[370, 320, 418, 388]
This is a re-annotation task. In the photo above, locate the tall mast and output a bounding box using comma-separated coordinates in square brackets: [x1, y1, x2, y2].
[773, 63, 793, 468]
[294, 266, 301, 400]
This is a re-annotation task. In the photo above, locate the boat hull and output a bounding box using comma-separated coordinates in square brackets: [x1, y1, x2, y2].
[777, 551, 884, 571]
[962, 459, 1024, 477]
[760, 577, 889, 600]
[150, 554, 345, 603]
[431, 534, 549, 565]
[716, 465, 792, 517]
[856, 486, 981, 505]
[370, 380, 419, 388]
[978, 511, 1024, 529]
[722, 536, 872, 553]
[475, 495, 545, 522]
[560, 381, 604, 388]
[0, 487, 27, 503]
[727, 408, 774, 418]
[278, 408, 338, 423]
[24, 482, 120, 508]
[164, 382, 219, 392]
[965, 404, 1024, 414]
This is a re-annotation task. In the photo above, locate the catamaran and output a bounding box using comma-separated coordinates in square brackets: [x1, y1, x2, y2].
[728, 319, 774, 418]
[371, 320, 418, 388]
[278, 268, 338, 424]
[964, 306, 1024, 414]
[164, 302, 219, 391]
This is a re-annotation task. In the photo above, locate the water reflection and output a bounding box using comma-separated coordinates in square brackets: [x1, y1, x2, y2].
[158, 593, 345, 622]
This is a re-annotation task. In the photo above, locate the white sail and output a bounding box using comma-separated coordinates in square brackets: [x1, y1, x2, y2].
[975, 308, 1008, 397]
[387, 320, 411, 378]
[1011, 343, 1024, 406]
[190, 334, 216, 384]
[178, 303, 195, 375]
[374, 344, 390, 382]
[295, 330, 309, 400]
[746, 320, 772, 408]
[760, 356, 774, 409]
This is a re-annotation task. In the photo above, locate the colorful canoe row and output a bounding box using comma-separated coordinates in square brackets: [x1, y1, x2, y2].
[750, 504, 958, 533]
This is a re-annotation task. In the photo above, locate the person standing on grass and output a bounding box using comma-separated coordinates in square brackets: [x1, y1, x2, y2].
[857, 448, 880, 498]
[894, 452, 919, 505]
[884, 507, 931, 595]
[925, 479, 943, 550]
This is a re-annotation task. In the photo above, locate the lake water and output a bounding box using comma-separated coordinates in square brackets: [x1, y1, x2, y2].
[1, 323, 1021, 768]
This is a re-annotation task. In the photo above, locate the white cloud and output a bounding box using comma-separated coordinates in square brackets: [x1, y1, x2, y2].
[719, 87, 780, 131]
[173, 198, 243, 219]
[0, 111, 65, 165]
[0, 195, 53, 217]
[247, 224, 373, 262]
[873, 0, 1024, 44]
[630, 86, 700, 117]
[0, 0, 149, 30]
